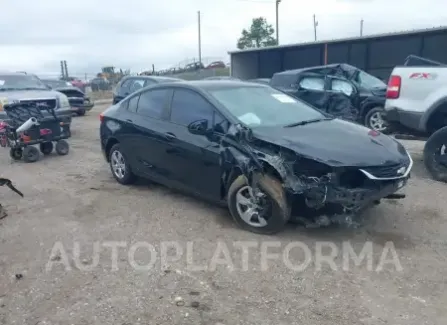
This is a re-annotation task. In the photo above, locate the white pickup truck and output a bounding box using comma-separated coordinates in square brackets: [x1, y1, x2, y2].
[384, 56, 447, 134]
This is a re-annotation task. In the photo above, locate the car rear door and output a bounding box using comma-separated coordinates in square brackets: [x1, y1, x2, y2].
[161, 88, 226, 199]
[129, 88, 173, 183]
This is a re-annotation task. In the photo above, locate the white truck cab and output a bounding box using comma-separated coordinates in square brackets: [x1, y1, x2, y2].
[384, 56, 447, 134]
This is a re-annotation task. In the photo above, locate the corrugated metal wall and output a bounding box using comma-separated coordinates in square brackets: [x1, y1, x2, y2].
[251, 29, 447, 80]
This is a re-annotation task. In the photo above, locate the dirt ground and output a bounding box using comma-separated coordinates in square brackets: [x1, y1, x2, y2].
[0, 104, 446, 325]
[87, 90, 113, 101]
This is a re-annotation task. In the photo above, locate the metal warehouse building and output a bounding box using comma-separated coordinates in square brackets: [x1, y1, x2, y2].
[228, 26, 447, 81]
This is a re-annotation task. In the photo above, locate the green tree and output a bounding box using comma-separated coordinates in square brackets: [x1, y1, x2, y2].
[237, 17, 277, 50]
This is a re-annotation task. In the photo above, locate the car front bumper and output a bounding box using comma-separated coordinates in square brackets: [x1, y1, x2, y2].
[384, 107, 424, 132]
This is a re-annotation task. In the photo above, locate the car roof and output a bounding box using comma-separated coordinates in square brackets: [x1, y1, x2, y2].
[0, 71, 32, 76]
[170, 80, 266, 91]
[124, 75, 182, 82]
[273, 63, 355, 75]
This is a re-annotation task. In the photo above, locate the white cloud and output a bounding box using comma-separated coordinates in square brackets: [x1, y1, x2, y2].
[0, 0, 445, 76]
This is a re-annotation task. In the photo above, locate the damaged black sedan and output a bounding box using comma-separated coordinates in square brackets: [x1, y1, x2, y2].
[100, 81, 412, 234]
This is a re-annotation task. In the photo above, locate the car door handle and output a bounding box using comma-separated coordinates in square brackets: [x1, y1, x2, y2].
[126, 119, 132, 123]
[164, 132, 176, 140]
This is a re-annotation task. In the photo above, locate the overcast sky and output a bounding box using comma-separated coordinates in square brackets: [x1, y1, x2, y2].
[0, 0, 445, 77]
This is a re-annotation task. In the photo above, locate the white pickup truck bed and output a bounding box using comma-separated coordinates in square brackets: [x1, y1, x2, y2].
[384, 66, 447, 134]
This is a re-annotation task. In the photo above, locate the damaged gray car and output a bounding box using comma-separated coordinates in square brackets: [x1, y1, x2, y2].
[100, 81, 412, 234]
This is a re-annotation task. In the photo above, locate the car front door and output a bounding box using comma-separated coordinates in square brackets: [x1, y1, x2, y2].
[130, 88, 172, 183]
[161, 88, 227, 199]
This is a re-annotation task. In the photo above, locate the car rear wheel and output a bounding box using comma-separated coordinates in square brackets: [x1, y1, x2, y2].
[227, 174, 290, 234]
[423, 126, 447, 183]
[364, 107, 389, 132]
[109, 143, 136, 185]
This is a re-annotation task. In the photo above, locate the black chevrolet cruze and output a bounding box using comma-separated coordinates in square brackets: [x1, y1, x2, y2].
[100, 80, 412, 234]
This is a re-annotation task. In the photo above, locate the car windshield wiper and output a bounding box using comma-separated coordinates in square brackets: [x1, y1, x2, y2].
[0, 87, 20, 91]
[284, 117, 334, 128]
[20, 87, 48, 90]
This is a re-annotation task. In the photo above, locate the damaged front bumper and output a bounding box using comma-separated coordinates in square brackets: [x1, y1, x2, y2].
[68, 97, 94, 113]
[324, 176, 408, 210]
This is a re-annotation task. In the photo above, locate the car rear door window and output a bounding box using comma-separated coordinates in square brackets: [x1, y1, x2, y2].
[136, 89, 169, 118]
[126, 95, 139, 113]
[170, 89, 214, 126]
[299, 77, 325, 91]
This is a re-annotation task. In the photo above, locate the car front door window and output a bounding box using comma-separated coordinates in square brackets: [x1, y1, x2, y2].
[129, 79, 146, 93]
[170, 89, 214, 127]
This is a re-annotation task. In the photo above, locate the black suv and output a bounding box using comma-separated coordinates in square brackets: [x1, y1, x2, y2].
[112, 76, 182, 104]
[270, 64, 387, 131]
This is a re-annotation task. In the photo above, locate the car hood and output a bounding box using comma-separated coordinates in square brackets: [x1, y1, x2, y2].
[252, 119, 408, 167]
[0, 89, 62, 101]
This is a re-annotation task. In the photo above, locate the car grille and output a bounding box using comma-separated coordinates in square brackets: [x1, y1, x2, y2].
[361, 159, 410, 179]
[20, 98, 57, 110]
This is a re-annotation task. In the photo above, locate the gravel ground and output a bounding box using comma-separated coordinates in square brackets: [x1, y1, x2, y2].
[0, 105, 446, 325]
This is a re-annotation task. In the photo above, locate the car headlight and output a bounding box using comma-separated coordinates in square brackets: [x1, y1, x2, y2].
[58, 94, 70, 108]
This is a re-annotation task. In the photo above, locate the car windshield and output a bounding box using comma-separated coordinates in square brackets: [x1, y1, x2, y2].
[0, 74, 48, 91]
[356, 70, 386, 89]
[209, 86, 325, 127]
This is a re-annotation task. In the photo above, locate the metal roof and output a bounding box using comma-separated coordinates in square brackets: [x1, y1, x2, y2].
[228, 26, 447, 55]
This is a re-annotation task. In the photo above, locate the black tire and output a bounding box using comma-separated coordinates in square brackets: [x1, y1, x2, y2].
[40, 142, 53, 155]
[227, 174, 291, 235]
[76, 109, 86, 116]
[109, 143, 136, 185]
[364, 107, 389, 132]
[9, 148, 22, 161]
[423, 126, 447, 182]
[22, 146, 40, 163]
[55, 140, 69, 155]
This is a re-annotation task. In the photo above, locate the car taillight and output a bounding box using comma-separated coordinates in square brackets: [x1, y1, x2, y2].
[99, 113, 104, 123]
[386, 75, 401, 99]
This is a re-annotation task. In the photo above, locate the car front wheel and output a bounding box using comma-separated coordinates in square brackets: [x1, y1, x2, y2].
[227, 174, 291, 234]
[109, 143, 136, 185]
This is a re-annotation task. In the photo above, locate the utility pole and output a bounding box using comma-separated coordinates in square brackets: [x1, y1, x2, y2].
[275, 0, 281, 45]
[313, 14, 318, 41]
[360, 19, 364, 36]
[197, 11, 202, 66]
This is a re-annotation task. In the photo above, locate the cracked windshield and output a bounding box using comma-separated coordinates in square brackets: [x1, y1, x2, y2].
[0, 0, 445, 324]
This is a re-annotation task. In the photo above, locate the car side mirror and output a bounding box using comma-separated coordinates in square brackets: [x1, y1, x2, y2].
[188, 119, 209, 135]
[45, 84, 52, 89]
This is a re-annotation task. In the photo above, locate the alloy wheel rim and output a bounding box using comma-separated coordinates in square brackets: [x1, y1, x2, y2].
[235, 185, 268, 227]
[369, 112, 387, 131]
[111, 150, 126, 179]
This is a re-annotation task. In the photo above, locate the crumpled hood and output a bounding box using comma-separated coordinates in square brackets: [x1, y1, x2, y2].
[0, 89, 62, 102]
[252, 119, 408, 167]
